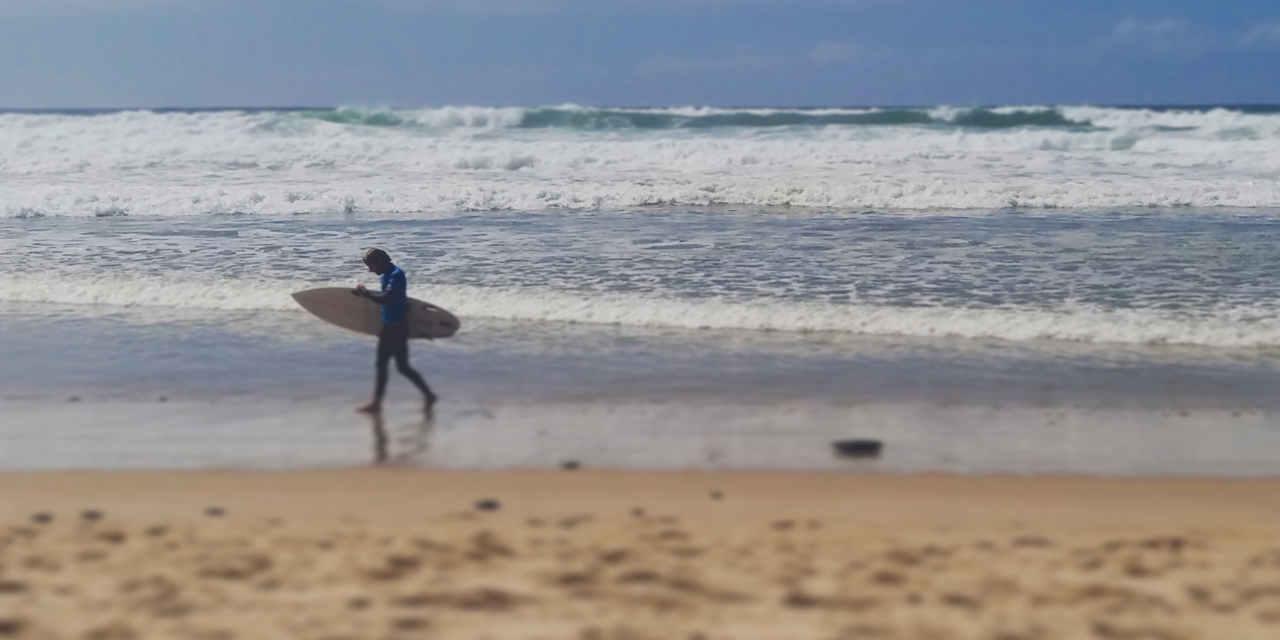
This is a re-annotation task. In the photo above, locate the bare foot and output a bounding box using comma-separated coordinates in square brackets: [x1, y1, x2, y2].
[356, 400, 382, 415]
[424, 393, 438, 415]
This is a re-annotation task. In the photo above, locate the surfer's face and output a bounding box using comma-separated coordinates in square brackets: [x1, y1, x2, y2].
[364, 255, 389, 275]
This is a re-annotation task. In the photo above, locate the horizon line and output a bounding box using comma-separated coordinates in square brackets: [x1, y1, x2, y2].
[4, 103, 1280, 113]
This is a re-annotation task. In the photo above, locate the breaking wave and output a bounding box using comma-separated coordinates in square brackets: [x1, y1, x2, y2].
[3, 104, 1280, 217]
[301, 105, 1094, 130]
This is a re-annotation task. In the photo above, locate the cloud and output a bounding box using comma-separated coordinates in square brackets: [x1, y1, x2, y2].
[1240, 22, 1280, 49]
[1097, 18, 1215, 58]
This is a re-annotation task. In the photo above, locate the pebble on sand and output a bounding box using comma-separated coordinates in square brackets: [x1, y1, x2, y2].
[475, 499, 501, 511]
[561, 461, 581, 470]
[80, 509, 103, 522]
[205, 507, 226, 517]
[30, 513, 52, 524]
[832, 439, 883, 459]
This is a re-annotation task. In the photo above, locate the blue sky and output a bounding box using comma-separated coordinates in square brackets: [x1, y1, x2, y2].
[0, 0, 1277, 108]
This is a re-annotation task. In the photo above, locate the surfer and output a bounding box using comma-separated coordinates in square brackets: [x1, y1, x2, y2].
[353, 248, 437, 415]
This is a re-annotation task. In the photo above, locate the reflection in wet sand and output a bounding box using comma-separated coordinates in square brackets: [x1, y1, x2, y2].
[365, 412, 433, 465]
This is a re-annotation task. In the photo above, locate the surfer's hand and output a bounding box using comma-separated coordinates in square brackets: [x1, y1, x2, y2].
[353, 284, 367, 297]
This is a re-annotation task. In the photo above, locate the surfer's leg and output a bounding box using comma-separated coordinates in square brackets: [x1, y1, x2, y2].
[390, 323, 436, 408]
[373, 325, 395, 399]
[357, 332, 393, 414]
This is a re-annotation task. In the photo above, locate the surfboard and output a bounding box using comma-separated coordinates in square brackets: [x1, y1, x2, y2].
[292, 287, 460, 339]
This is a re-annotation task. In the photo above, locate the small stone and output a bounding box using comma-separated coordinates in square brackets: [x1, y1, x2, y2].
[391, 617, 430, 631]
[561, 460, 581, 470]
[81, 509, 103, 522]
[205, 507, 226, 517]
[31, 513, 52, 524]
[710, 491, 724, 501]
[631, 508, 646, 518]
[68, 396, 80, 403]
[158, 397, 167, 402]
[474, 499, 500, 511]
[832, 439, 883, 459]
[0, 618, 25, 635]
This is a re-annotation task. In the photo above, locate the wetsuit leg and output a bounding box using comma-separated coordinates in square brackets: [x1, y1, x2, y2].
[373, 323, 396, 401]
[388, 322, 433, 398]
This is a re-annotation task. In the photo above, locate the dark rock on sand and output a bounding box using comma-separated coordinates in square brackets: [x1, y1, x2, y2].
[475, 499, 501, 511]
[833, 440, 883, 459]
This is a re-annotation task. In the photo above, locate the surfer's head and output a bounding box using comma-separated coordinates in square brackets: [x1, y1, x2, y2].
[363, 248, 392, 275]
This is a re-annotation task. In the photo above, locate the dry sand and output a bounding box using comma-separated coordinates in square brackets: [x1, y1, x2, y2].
[2, 470, 1280, 639]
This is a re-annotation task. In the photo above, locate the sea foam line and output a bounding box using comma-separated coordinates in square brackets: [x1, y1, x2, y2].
[2, 274, 1279, 348]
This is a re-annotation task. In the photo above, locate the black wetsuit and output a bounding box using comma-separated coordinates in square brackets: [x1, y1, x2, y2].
[374, 320, 431, 401]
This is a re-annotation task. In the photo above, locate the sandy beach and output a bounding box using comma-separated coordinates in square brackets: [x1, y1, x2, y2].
[3, 470, 1280, 639]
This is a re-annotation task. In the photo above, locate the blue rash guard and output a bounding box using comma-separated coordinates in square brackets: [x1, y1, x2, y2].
[379, 264, 409, 325]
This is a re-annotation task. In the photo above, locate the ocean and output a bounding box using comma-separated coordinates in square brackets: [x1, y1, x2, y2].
[3, 104, 1280, 474]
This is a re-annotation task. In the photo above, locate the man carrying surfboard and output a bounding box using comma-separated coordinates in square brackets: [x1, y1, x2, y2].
[353, 248, 437, 415]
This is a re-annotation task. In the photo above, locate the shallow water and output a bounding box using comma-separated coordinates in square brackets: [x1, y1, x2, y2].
[7, 208, 1280, 346]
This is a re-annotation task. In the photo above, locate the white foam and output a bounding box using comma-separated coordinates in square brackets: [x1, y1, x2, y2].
[5, 272, 1280, 348]
[3, 106, 1280, 217]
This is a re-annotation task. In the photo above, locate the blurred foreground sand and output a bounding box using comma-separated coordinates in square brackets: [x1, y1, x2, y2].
[2, 470, 1280, 639]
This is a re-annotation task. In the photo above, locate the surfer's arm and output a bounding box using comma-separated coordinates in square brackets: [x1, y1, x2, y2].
[354, 273, 406, 305]
[354, 285, 393, 305]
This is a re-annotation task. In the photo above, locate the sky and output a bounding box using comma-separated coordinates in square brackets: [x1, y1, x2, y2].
[0, 0, 1277, 108]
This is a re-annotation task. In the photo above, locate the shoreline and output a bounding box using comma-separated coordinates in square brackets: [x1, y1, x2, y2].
[6, 395, 1280, 476]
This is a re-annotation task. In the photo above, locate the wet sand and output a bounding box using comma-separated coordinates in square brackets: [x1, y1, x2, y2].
[3, 470, 1280, 639]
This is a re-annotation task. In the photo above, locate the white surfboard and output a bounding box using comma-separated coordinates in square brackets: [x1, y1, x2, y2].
[292, 287, 460, 339]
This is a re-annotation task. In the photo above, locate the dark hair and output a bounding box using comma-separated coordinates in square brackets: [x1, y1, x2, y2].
[363, 248, 390, 265]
